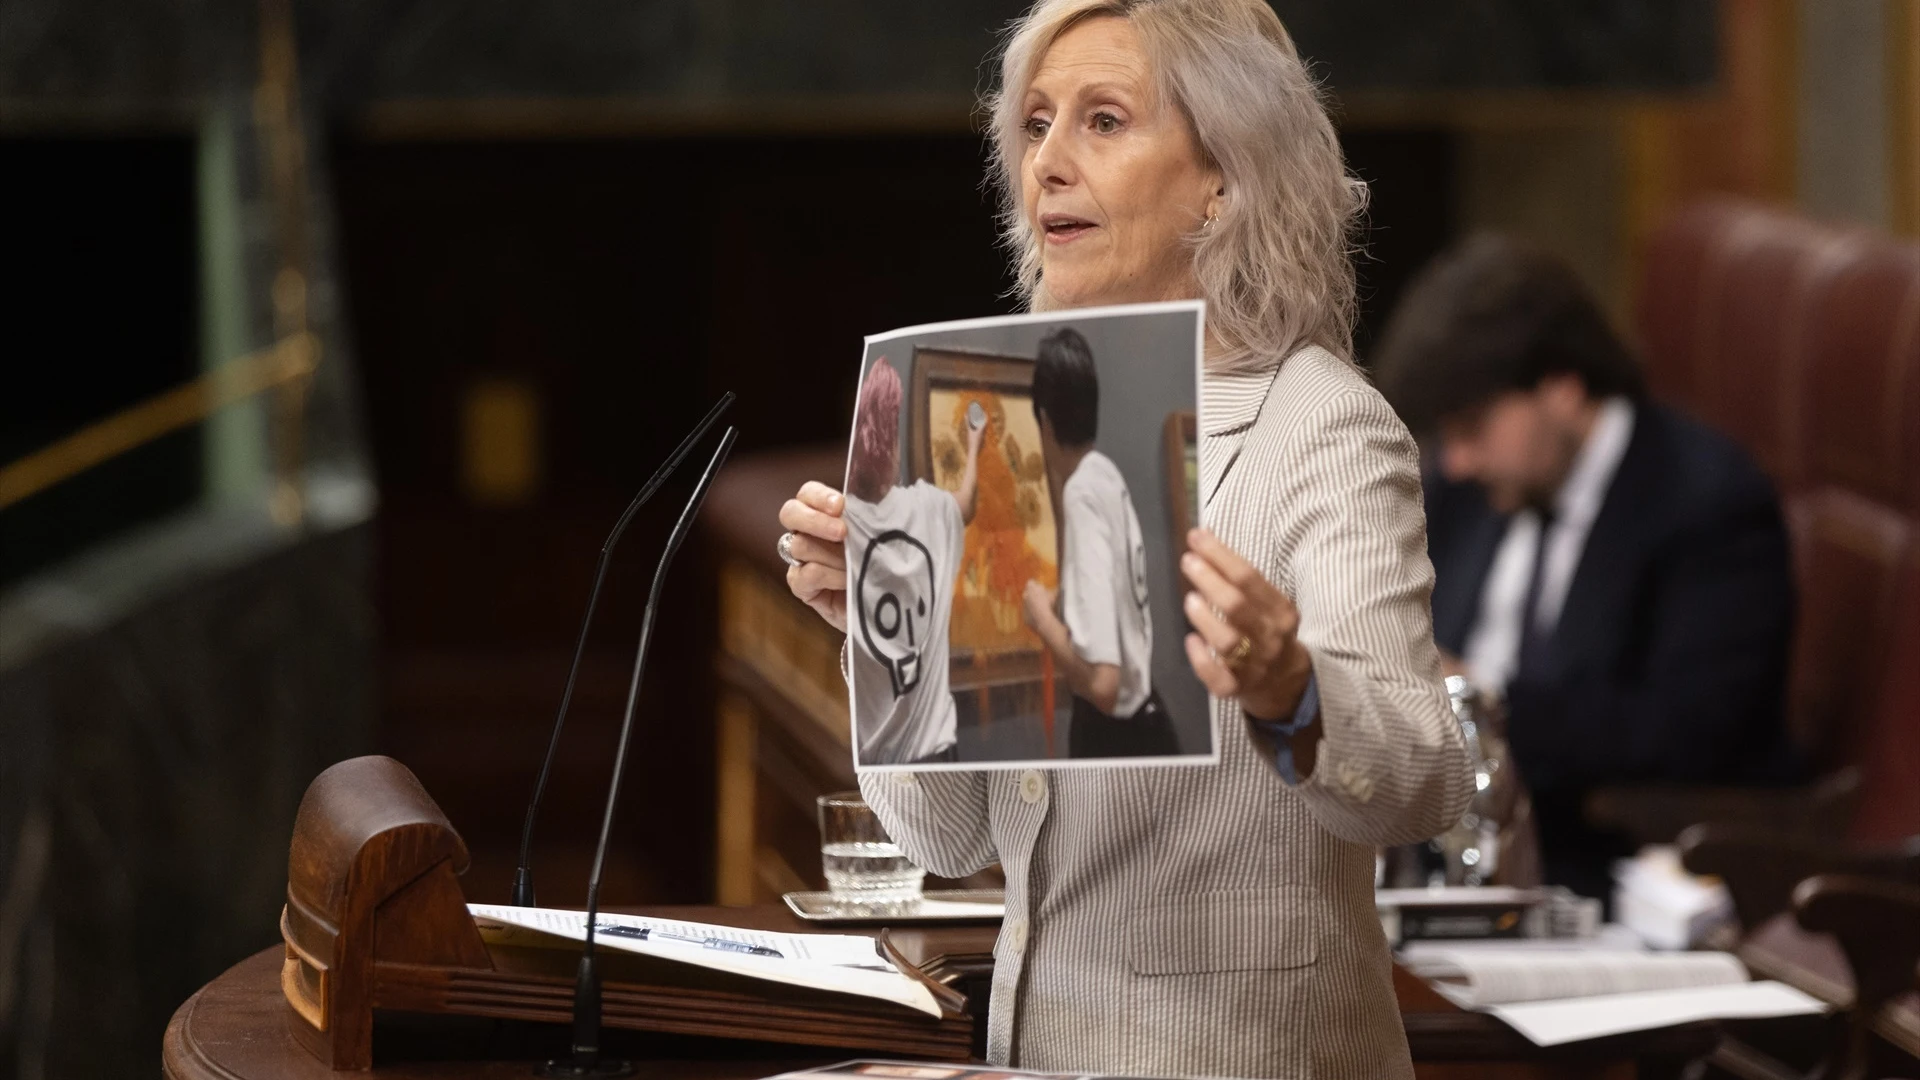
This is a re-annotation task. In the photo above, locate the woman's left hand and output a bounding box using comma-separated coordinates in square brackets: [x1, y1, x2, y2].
[1180, 528, 1315, 721]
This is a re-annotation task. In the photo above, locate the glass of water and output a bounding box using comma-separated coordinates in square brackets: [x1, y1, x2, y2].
[817, 792, 924, 915]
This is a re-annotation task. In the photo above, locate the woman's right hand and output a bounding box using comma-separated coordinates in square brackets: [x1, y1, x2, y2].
[779, 481, 849, 633]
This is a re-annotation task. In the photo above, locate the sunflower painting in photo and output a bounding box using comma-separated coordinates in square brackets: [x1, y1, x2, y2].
[927, 387, 1056, 660]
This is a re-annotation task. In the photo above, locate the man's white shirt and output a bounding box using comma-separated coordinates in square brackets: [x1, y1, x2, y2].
[1463, 397, 1635, 694]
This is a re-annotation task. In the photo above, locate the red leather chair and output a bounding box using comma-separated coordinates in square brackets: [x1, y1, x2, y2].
[1691, 215, 1853, 487]
[1798, 241, 1920, 506]
[1636, 199, 1749, 414]
[1624, 200, 1920, 843]
[1852, 548, 1920, 841]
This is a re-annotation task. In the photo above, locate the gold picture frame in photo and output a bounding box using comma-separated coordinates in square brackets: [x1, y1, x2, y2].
[908, 346, 1058, 691]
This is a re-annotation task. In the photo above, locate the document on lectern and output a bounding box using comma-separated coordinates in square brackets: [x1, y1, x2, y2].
[468, 904, 942, 1017]
[843, 302, 1212, 774]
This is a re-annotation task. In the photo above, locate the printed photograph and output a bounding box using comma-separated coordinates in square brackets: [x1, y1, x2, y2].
[843, 303, 1210, 772]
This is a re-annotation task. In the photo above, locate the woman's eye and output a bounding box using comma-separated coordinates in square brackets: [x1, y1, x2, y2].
[1092, 112, 1120, 134]
[1024, 117, 1050, 140]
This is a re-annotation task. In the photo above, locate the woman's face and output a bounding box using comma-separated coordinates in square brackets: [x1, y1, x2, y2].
[1020, 15, 1220, 309]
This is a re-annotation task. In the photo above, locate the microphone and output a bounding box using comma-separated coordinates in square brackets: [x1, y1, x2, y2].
[511, 392, 735, 908]
[543, 424, 739, 1079]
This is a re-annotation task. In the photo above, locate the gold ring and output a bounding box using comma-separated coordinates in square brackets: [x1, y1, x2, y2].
[1225, 635, 1253, 666]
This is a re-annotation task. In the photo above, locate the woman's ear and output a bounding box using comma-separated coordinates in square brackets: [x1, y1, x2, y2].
[1202, 178, 1226, 222]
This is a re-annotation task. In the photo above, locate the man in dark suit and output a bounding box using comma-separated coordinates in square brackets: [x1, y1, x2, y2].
[1373, 234, 1800, 900]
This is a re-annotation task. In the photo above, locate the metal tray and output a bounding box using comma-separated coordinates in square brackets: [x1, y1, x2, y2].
[782, 889, 1005, 924]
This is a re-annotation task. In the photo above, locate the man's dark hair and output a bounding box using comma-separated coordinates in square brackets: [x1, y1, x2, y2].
[1032, 327, 1100, 447]
[1371, 234, 1645, 435]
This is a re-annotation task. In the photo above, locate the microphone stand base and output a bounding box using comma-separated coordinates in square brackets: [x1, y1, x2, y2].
[538, 1057, 635, 1078]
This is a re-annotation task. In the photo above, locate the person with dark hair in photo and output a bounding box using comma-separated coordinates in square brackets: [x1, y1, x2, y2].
[843, 357, 986, 766]
[1373, 233, 1800, 901]
[1019, 327, 1178, 757]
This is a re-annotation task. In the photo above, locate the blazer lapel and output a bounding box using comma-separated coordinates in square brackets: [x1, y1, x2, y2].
[1201, 369, 1277, 508]
[1549, 405, 1664, 673]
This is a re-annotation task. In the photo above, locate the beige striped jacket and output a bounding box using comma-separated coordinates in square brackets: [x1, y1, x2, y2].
[857, 346, 1474, 1079]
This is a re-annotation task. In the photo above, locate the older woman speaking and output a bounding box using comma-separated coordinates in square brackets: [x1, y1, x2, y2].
[778, 0, 1472, 1075]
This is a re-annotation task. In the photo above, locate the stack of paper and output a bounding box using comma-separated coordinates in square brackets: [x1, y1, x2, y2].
[1613, 845, 1734, 949]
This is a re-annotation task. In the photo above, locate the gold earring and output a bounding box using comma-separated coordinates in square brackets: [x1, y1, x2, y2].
[1202, 215, 1217, 232]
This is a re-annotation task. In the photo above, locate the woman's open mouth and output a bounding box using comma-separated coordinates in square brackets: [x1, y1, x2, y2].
[1040, 213, 1096, 244]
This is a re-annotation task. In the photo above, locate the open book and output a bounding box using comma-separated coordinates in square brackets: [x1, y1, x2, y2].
[1405, 948, 1747, 1007]
[1403, 947, 1825, 1045]
[468, 904, 943, 1018]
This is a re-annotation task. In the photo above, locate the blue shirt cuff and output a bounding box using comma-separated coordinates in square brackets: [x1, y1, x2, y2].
[1251, 673, 1320, 785]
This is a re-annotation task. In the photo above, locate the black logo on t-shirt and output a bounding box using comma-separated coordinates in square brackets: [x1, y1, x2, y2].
[857, 529, 938, 698]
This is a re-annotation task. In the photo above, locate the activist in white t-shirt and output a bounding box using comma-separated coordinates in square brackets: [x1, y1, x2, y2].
[1058, 451, 1155, 715]
[1020, 327, 1179, 758]
[843, 357, 983, 766]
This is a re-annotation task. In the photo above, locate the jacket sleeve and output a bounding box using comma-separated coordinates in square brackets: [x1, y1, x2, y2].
[1258, 388, 1475, 846]
[1502, 478, 1794, 790]
[856, 768, 998, 880]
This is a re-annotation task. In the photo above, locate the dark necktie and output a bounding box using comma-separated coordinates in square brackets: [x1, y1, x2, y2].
[1516, 510, 1557, 676]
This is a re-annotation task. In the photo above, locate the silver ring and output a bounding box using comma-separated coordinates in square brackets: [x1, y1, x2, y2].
[777, 531, 801, 567]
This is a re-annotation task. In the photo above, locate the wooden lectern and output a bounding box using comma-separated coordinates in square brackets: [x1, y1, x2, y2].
[276, 755, 972, 1071]
[169, 748, 1724, 1078]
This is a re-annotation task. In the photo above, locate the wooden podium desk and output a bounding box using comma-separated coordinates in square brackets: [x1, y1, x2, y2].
[166, 902, 1716, 1080]
[164, 904, 992, 1080]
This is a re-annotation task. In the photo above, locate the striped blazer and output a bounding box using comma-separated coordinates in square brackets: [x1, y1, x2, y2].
[858, 346, 1474, 1079]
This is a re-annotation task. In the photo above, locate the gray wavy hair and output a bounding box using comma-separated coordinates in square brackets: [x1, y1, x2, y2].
[986, 0, 1367, 374]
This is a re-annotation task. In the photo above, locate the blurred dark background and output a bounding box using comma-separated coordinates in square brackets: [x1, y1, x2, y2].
[5, 0, 1911, 1074]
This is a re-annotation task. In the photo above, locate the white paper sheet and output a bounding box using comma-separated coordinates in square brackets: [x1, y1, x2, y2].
[1485, 980, 1828, 1046]
[467, 904, 941, 1017]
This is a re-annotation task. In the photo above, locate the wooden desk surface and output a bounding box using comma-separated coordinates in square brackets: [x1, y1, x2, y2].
[1740, 912, 1920, 1058]
[165, 904, 1722, 1080]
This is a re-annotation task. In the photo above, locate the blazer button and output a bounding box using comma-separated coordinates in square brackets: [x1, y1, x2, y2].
[1336, 759, 1362, 795]
[892, 770, 918, 788]
[1006, 917, 1029, 953]
[1018, 770, 1046, 805]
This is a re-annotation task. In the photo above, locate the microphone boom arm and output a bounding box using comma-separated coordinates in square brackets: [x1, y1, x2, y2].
[512, 392, 734, 908]
[548, 424, 739, 1077]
